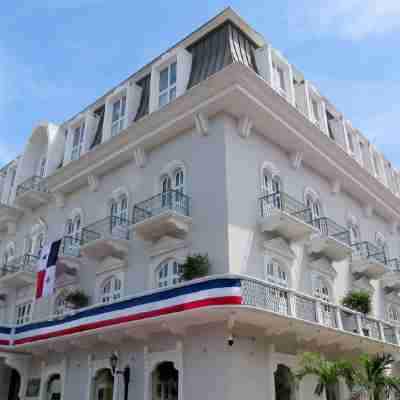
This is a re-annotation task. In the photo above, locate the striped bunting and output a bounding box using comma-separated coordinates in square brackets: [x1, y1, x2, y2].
[0, 326, 12, 346]
[10, 278, 242, 346]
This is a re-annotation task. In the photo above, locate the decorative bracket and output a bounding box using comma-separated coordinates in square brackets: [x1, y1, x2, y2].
[238, 116, 253, 139]
[134, 146, 147, 168]
[87, 174, 100, 192]
[289, 151, 303, 170]
[194, 112, 209, 136]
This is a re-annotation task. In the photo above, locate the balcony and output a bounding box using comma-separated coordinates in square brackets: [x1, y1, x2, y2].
[9, 275, 400, 354]
[57, 236, 81, 270]
[15, 176, 52, 210]
[308, 217, 352, 261]
[80, 216, 132, 261]
[350, 242, 387, 280]
[0, 254, 38, 288]
[258, 191, 316, 241]
[0, 202, 23, 234]
[133, 190, 191, 242]
[381, 258, 400, 293]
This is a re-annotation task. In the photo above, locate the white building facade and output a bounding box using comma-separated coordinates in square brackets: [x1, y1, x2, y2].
[1, 8, 400, 400]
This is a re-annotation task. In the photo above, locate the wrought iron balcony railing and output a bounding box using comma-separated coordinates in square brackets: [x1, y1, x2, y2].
[133, 190, 191, 224]
[311, 216, 351, 247]
[351, 241, 388, 265]
[1, 254, 38, 277]
[259, 191, 313, 225]
[16, 176, 48, 197]
[81, 216, 132, 246]
[387, 258, 400, 271]
[60, 236, 81, 258]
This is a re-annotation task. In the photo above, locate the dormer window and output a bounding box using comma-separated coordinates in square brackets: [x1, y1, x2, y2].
[159, 62, 177, 108]
[272, 62, 285, 94]
[347, 129, 355, 155]
[71, 123, 85, 161]
[311, 97, 320, 126]
[111, 95, 126, 137]
[373, 152, 381, 178]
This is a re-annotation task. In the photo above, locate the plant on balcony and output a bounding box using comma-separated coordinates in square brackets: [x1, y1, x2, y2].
[296, 352, 354, 400]
[65, 290, 89, 309]
[180, 253, 210, 281]
[341, 291, 372, 315]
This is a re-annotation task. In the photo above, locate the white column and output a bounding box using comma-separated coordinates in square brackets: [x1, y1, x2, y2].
[266, 343, 276, 400]
[86, 354, 93, 400]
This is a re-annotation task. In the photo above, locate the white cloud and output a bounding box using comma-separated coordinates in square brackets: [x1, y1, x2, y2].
[293, 0, 400, 39]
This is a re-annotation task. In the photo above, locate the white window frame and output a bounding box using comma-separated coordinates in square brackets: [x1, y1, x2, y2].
[158, 61, 177, 108]
[71, 122, 85, 161]
[155, 260, 183, 289]
[266, 260, 288, 288]
[111, 94, 127, 137]
[99, 275, 122, 304]
[15, 301, 32, 326]
[37, 155, 47, 178]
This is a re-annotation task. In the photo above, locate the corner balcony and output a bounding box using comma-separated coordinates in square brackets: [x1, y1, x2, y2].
[0, 254, 38, 288]
[308, 217, 352, 261]
[57, 236, 81, 270]
[258, 191, 316, 241]
[350, 242, 387, 280]
[10, 275, 399, 354]
[15, 176, 52, 210]
[381, 258, 400, 293]
[0, 202, 23, 234]
[133, 190, 192, 242]
[80, 217, 132, 261]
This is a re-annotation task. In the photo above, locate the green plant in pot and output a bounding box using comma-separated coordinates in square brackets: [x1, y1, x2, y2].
[341, 291, 372, 315]
[180, 253, 210, 281]
[65, 290, 89, 310]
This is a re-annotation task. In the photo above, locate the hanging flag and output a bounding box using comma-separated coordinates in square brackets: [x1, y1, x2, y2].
[35, 240, 62, 299]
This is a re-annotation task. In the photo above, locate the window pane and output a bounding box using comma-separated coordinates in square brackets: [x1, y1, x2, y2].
[159, 93, 168, 107]
[121, 96, 126, 116]
[112, 100, 121, 122]
[170, 62, 177, 85]
[160, 68, 169, 92]
[169, 87, 176, 101]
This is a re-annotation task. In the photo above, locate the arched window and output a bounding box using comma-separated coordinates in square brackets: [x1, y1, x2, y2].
[306, 194, 322, 221]
[262, 170, 281, 194]
[100, 276, 122, 303]
[3, 244, 15, 266]
[66, 215, 82, 240]
[314, 276, 335, 328]
[266, 260, 288, 288]
[110, 194, 129, 227]
[174, 169, 184, 194]
[46, 374, 61, 400]
[156, 260, 182, 288]
[54, 293, 68, 316]
[93, 369, 113, 400]
[152, 362, 178, 400]
[274, 364, 296, 400]
[388, 305, 400, 324]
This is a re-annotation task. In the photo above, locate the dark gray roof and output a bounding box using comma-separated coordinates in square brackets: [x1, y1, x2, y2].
[187, 21, 259, 89]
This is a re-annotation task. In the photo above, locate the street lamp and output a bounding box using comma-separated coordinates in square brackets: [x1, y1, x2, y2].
[109, 352, 131, 400]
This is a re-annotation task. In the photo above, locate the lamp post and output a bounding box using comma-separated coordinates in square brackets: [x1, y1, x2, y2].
[109, 352, 131, 400]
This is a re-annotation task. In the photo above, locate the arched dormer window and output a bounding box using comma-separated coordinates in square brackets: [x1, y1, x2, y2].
[156, 260, 182, 289]
[100, 276, 122, 304]
[159, 163, 186, 210]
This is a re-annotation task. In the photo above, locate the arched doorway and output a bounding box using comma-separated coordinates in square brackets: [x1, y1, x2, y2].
[152, 361, 179, 400]
[46, 374, 61, 400]
[7, 368, 21, 400]
[275, 364, 296, 400]
[93, 368, 114, 400]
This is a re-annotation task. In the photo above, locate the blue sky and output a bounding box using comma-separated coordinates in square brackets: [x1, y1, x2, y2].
[1, 1, 399, 166]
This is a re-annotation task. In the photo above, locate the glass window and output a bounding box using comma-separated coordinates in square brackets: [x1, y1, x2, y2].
[71, 123, 85, 161]
[111, 95, 127, 137]
[159, 62, 177, 108]
[100, 276, 122, 303]
[266, 261, 288, 287]
[156, 260, 182, 288]
[15, 302, 32, 325]
[110, 195, 128, 227]
[373, 153, 381, 177]
[306, 195, 322, 220]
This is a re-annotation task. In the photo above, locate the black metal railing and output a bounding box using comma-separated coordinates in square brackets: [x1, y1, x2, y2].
[81, 216, 132, 246]
[387, 258, 400, 271]
[259, 191, 313, 225]
[312, 217, 351, 247]
[16, 176, 48, 197]
[133, 190, 191, 224]
[1, 254, 38, 276]
[351, 241, 387, 265]
[60, 236, 81, 258]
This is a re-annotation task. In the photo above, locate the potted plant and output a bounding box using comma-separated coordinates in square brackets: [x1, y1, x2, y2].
[180, 254, 210, 281]
[65, 290, 89, 310]
[341, 291, 372, 315]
